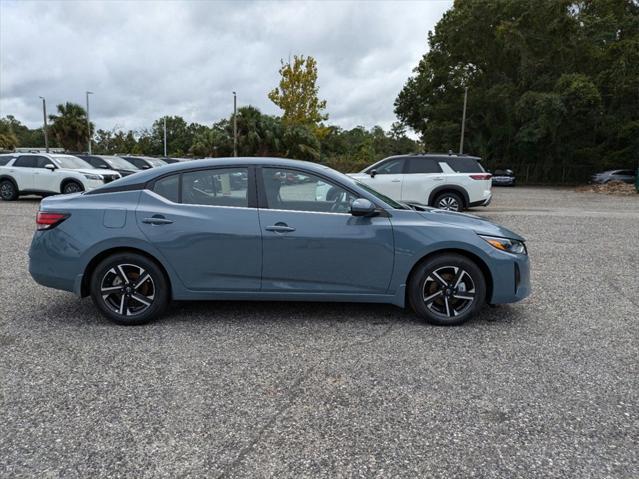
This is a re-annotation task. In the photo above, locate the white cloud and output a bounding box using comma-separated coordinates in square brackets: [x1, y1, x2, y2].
[0, 0, 452, 132]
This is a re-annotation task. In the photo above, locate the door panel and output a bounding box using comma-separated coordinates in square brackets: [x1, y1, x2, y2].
[260, 209, 394, 293]
[363, 173, 403, 200]
[34, 156, 60, 192]
[136, 185, 261, 291]
[259, 167, 394, 293]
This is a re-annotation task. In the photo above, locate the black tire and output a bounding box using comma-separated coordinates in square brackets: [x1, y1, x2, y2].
[0, 180, 19, 201]
[433, 191, 464, 211]
[62, 181, 84, 194]
[408, 253, 486, 326]
[90, 252, 169, 325]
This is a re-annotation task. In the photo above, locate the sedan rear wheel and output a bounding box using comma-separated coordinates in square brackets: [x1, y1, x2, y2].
[409, 253, 486, 326]
[90, 253, 168, 325]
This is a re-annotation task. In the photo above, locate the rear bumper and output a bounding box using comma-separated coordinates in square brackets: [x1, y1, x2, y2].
[469, 193, 492, 208]
[28, 230, 81, 294]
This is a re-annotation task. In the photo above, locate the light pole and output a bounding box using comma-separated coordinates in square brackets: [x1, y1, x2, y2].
[86, 91, 94, 154]
[163, 117, 167, 157]
[233, 91, 237, 157]
[39, 96, 49, 153]
[459, 86, 468, 155]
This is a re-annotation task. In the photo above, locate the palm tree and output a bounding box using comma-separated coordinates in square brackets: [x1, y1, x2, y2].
[49, 102, 93, 152]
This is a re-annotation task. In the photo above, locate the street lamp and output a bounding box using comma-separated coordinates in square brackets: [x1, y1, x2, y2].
[163, 116, 167, 157]
[459, 86, 468, 155]
[233, 91, 237, 157]
[38, 96, 49, 153]
[86, 91, 94, 154]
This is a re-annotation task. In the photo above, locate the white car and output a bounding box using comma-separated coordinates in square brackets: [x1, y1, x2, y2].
[0, 153, 121, 201]
[348, 154, 492, 211]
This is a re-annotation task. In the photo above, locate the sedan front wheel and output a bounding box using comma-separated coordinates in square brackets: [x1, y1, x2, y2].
[408, 253, 486, 326]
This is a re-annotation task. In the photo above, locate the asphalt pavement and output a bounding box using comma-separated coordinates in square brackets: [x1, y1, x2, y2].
[1, 187, 637, 478]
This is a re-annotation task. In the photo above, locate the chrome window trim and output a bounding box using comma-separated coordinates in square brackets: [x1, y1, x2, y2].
[145, 189, 255, 210]
[145, 190, 353, 215]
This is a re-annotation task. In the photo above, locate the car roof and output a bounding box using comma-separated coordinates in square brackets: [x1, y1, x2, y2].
[90, 157, 333, 192]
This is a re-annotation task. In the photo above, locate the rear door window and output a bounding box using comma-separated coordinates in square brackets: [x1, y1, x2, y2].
[13, 156, 39, 168]
[182, 168, 249, 207]
[153, 175, 179, 203]
[407, 158, 443, 174]
[444, 157, 485, 173]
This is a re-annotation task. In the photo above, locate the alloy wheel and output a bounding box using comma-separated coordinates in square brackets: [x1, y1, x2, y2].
[1, 182, 15, 200]
[437, 196, 460, 211]
[422, 265, 476, 318]
[64, 182, 82, 194]
[100, 264, 155, 317]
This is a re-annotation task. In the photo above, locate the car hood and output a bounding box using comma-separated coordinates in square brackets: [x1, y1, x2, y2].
[348, 173, 368, 180]
[414, 208, 525, 241]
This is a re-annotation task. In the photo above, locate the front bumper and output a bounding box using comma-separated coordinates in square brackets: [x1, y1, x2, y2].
[489, 251, 531, 304]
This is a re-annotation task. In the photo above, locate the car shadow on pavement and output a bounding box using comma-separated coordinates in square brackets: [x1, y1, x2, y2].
[35, 296, 523, 328]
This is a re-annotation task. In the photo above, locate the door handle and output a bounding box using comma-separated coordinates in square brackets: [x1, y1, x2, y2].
[391, 179, 401, 183]
[433, 177, 444, 181]
[265, 225, 296, 233]
[142, 215, 173, 225]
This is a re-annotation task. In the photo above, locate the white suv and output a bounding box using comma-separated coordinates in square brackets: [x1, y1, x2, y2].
[0, 153, 121, 201]
[348, 154, 492, 211]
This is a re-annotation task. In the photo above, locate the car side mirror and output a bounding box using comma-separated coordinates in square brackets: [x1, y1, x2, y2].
[44, 164, 56, 171]
[99, 165, 108, 169]
[350, 198, 376, 217]
[369, 169, 377, 178]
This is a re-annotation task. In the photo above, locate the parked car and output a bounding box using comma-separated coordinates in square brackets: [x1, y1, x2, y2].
[349, 154, 492, 212]
[77, 155, 140, 177]
[161, 157, 193, 164]
[29, 157, 530, 326]
[590, 169, 636, 184]
[492, 169, 516, 186]
[120, 156, 168, 170]
[0, 153, 121, 200]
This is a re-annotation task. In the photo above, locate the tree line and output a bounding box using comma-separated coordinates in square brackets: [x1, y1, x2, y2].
[2, 1, 637, 182]
[395, 0, 638, 183]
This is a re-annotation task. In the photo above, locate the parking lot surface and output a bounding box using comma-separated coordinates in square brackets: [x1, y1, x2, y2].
[1, 187, 638, 478]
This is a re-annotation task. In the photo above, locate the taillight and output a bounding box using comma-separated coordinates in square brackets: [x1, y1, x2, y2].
[36, 211, 69, 230]
[469, 174, 492, 180]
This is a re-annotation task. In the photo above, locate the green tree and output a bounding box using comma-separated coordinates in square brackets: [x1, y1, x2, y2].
[0, 117, 19, 150]
[49, 102, 92, 152]
[395, 0, 639, 183]
[268, 55, 328, 128]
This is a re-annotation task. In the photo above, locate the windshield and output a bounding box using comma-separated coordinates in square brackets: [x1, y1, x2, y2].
[355, 181, 408, 209]
[104, 156, 139, 170]
[52, 155, 94, 169]
[146, 157, 167, 167]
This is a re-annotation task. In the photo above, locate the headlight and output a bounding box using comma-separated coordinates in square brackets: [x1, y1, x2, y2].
[479, 235, 527, 255]
[83, 173, 103, 180]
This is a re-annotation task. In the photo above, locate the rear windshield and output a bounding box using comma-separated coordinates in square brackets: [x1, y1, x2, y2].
[444, 157, 484, 173]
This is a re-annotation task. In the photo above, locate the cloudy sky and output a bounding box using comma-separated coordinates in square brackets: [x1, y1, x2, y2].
[0, 0, 452, 133]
